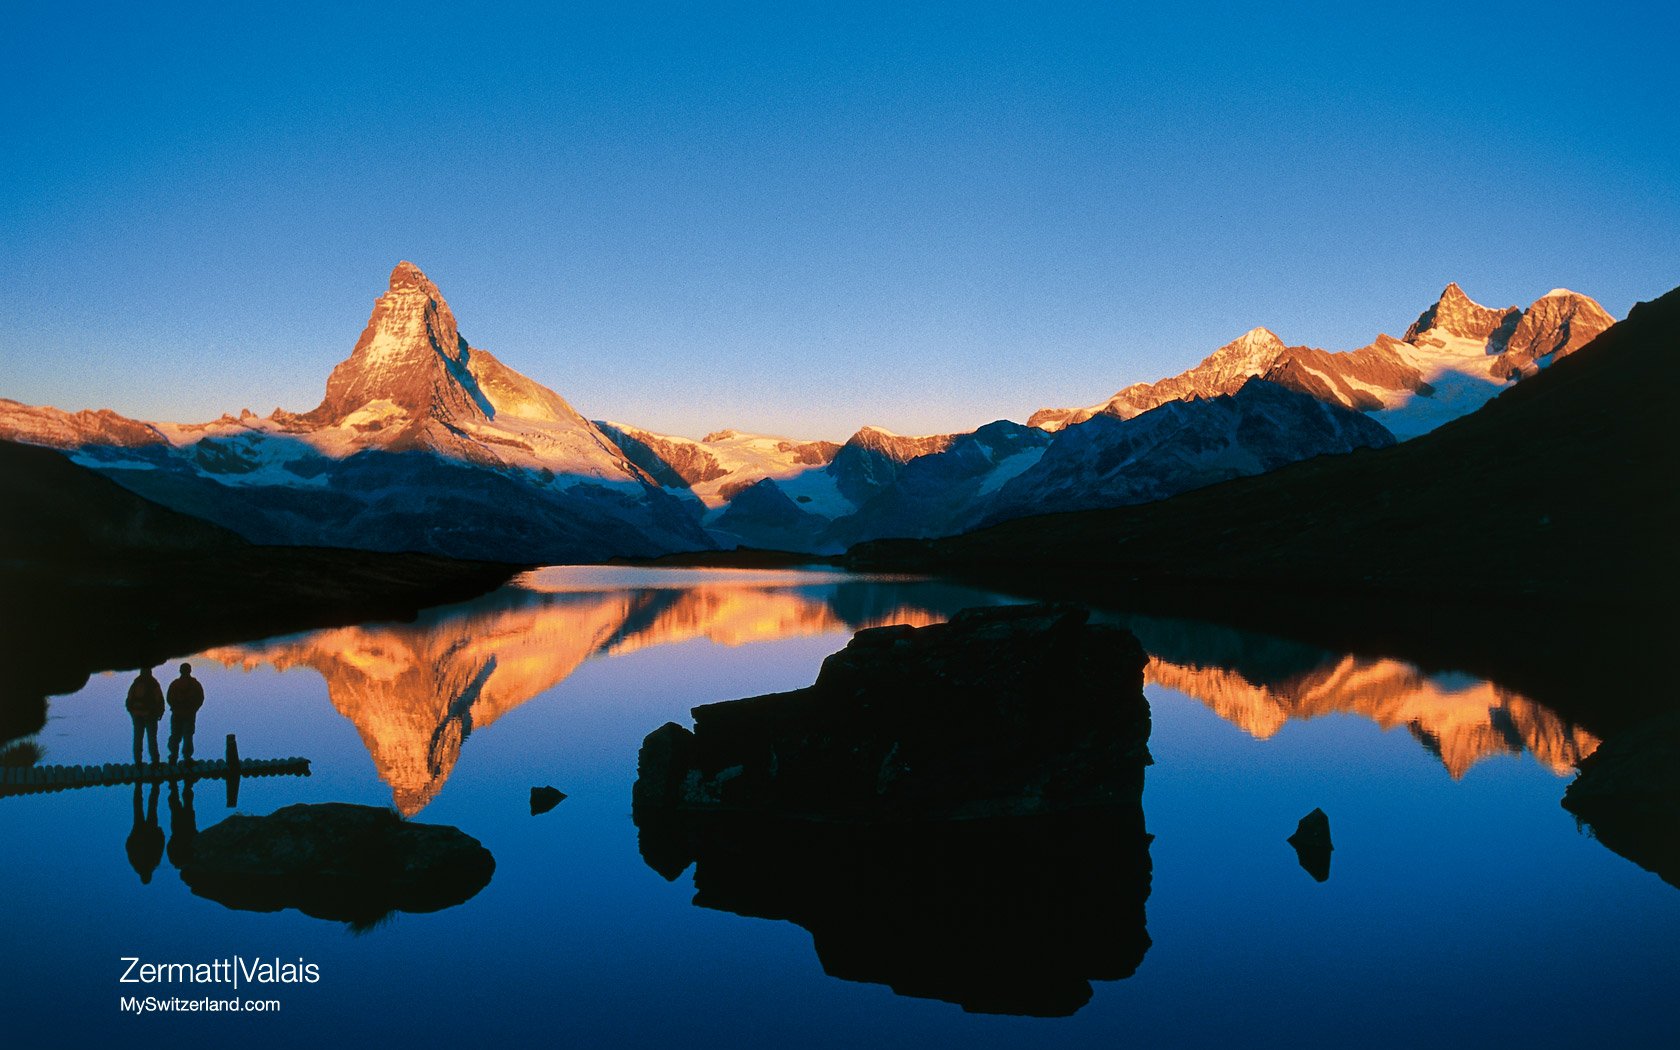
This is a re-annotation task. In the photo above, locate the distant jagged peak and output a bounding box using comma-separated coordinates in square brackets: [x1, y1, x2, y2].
[1224, 325, 1287, 355]
[842, 425, 957, 462]
[1403, 281, 1520, 344]
[1198, 325, 1290, 374]
[1494, 287, 1616, 378]
[1520, 287, 1613, 322]
[1024, 405, 1082, 432]
[0, 397, 168, 449]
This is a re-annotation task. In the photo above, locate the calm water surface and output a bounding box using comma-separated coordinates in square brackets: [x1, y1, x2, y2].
[3, 567, 1675, 1047]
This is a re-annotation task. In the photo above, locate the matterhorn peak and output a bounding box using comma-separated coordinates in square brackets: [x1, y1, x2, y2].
[388, 260, 440, 295]
[304, 260, 487, 428]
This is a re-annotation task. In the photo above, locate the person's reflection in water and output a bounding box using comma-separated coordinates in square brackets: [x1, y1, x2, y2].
[125, 783, 164, 884]
[166, 663, 205, 765]
[125, 667, 164, 765]
[167, 779, 197, 870]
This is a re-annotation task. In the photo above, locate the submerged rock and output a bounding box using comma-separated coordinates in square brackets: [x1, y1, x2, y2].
[632, 603, 1153, 1015]
[530, 786, 566, 815]
[1287, 807, 1333, 882]
[1562, 713, 1680, 888]
[181, 803, 495, 927]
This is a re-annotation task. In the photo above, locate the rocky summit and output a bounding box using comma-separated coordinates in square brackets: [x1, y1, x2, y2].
[0, 263, 714, 563]
[1028, 283, 1614, 440]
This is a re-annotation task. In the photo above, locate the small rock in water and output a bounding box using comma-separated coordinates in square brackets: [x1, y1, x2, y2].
[530, 786, 567, 815]
[1287, 807, 1333, 882]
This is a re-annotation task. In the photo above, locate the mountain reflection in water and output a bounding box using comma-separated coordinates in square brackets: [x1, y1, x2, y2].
[202, 569, 1597, 815]
[203, 569, 1007, 814]
[1115, 613, 1600, 779]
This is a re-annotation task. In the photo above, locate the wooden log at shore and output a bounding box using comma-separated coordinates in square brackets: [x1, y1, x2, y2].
[0, 755, 311, 797]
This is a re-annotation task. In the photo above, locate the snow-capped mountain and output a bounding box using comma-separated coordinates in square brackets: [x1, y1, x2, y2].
[1029, 284, 1613, 439]
[0, 268, 1618, 563]
[822, 421, 1052, 548]
[611, 381, 1391, 553]
[982, 379, 1394, 526]
[0, 263, 713, 562]
[593, 421, 964, 550]
[593, 422, 844, 512]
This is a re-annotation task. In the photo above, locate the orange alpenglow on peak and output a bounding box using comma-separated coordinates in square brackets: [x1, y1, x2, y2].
[1028, 281, 1615, 439]
[388, 259, 437, 292]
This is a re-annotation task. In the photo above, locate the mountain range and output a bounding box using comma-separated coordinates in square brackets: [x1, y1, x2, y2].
[0, 263, 1617, 561]
[1027, 283, 1613, 439]
[850, 283, 1680, 610]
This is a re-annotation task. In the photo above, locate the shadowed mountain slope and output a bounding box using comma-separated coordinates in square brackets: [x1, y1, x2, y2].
[850, 284, 1680, 610]
[0, 439, 519, 736]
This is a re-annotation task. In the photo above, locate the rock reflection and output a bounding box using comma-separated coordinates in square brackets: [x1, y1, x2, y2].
[180, 802, 495, 929]
[646, 810, 1151, 1016]
[1562, 713, 1680, 888]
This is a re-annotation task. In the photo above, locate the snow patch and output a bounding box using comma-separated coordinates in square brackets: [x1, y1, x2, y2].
[976, 446, 1046, 496]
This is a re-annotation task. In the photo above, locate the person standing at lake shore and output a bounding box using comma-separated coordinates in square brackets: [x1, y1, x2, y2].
[167, 663, 205, 764]
[125, 667, 163, 764]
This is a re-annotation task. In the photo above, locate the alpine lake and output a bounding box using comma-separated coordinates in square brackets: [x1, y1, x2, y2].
[3, 566, 1675, 1048]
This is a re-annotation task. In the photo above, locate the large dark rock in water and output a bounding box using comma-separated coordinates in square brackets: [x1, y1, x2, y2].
[181, 803, 495, 927]
[1562, 713, 1680, 888]
[633, 604, 1153, 1015]
[636, 603, 1151, 821]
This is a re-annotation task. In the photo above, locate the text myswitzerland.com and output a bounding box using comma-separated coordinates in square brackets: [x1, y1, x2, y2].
[117, 956, 318, 1016]
[121, 996, 281, 1014]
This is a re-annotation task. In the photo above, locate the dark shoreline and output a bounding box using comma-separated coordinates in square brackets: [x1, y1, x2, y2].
[0, 548, 523, 744]
[606, 547, 841, 570]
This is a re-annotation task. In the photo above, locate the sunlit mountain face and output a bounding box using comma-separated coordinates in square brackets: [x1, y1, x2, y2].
[202, 574, 1597, 814]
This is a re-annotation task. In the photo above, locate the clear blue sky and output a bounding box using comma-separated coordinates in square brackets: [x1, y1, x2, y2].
[3, 1, 1676, 440]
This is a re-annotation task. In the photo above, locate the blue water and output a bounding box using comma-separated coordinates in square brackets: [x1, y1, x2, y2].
[1, 568, 1674, 1047]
